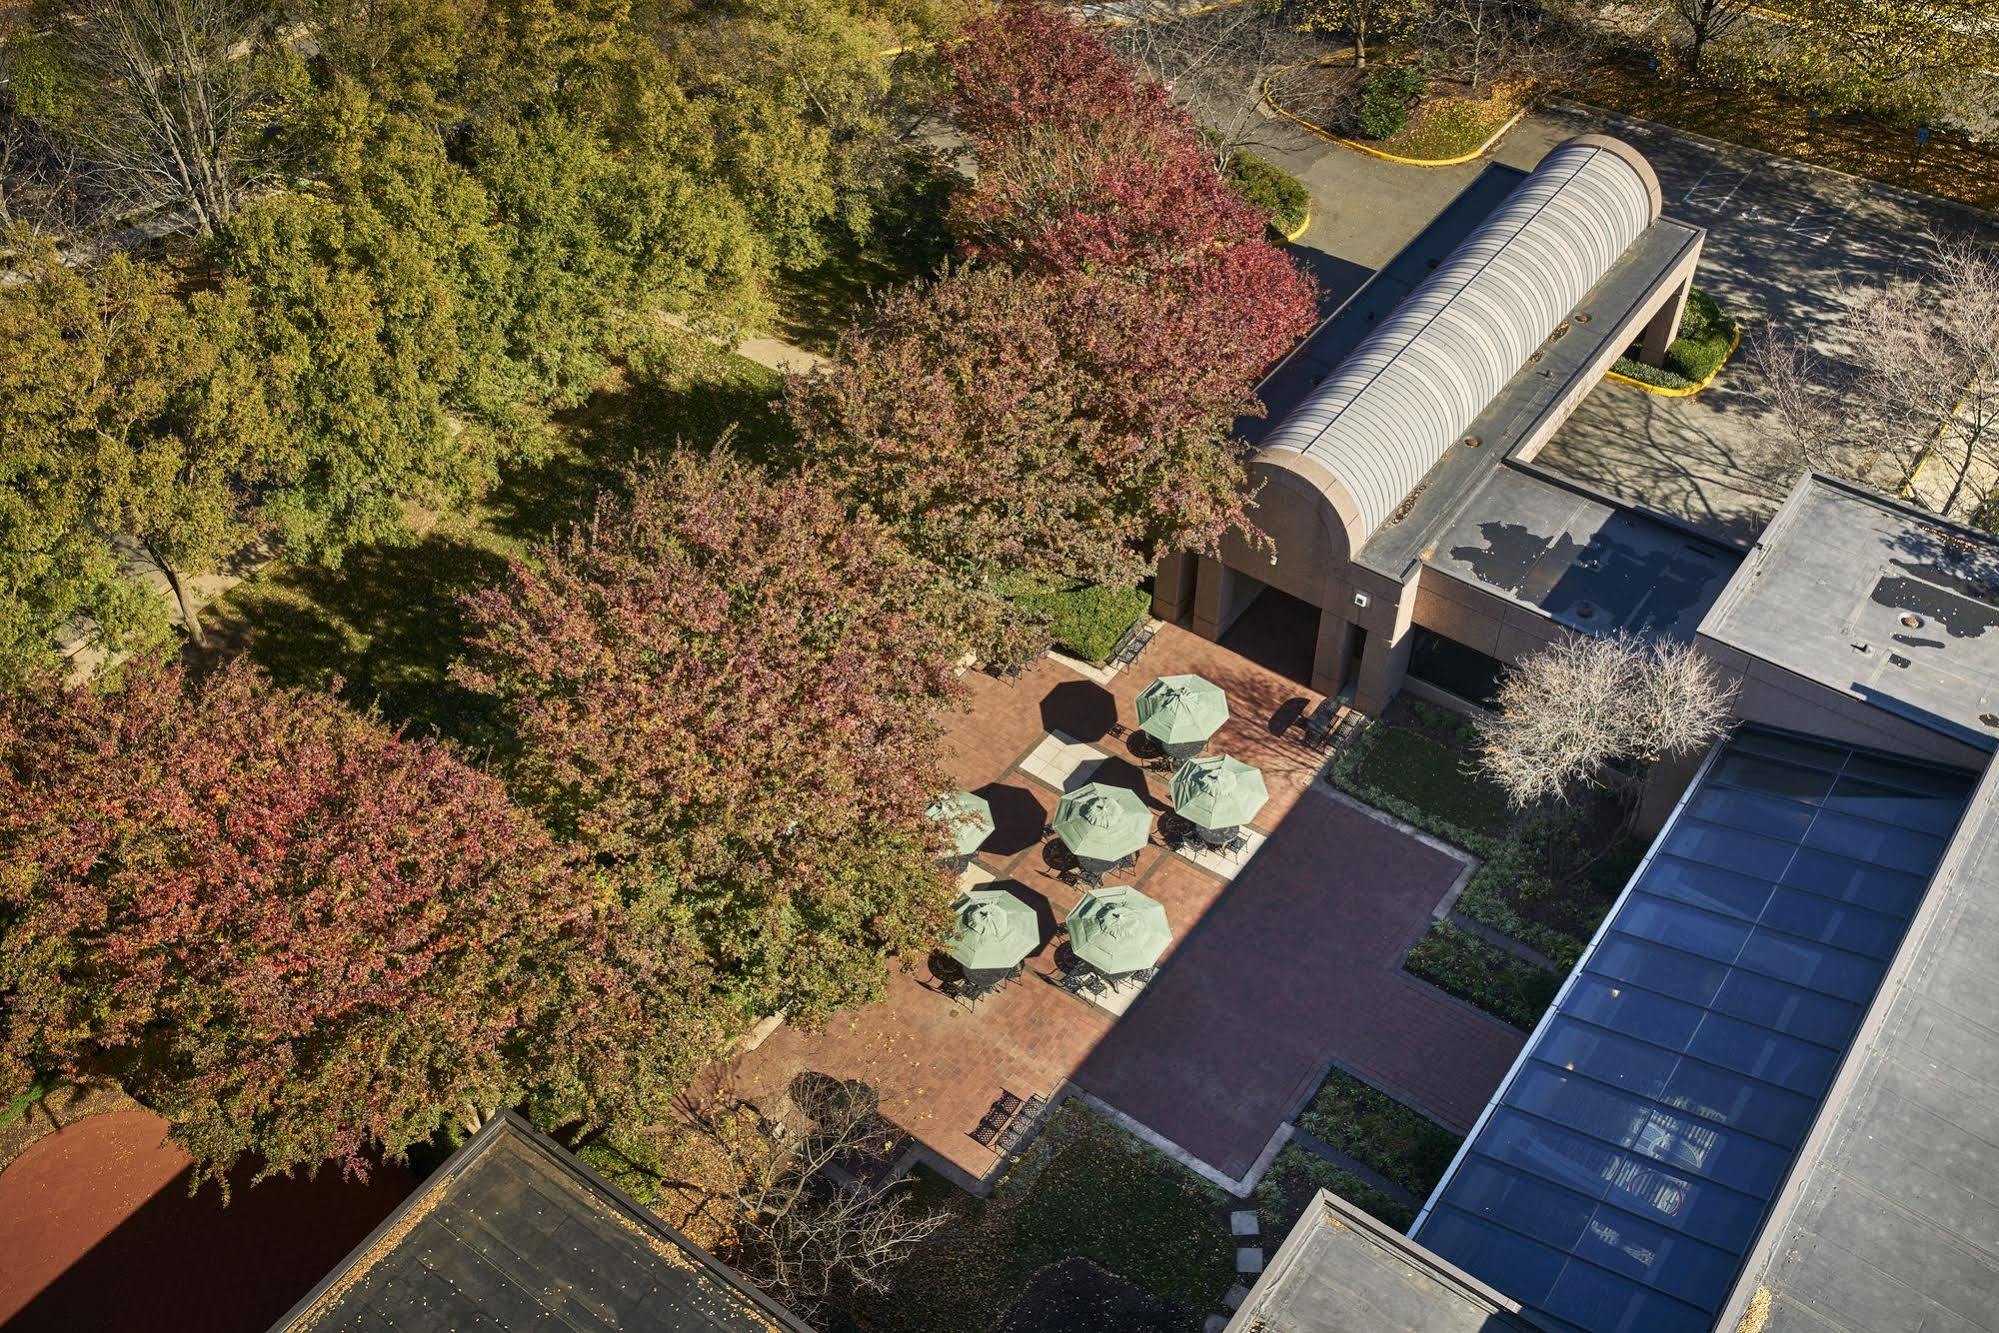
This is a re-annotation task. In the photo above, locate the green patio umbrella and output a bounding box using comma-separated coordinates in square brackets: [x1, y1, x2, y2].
[947, 888, 1041, 972]
[927, 790, 996, 859]
[1135, 674, 1229, 747]
[1065, 885, 1173, 977]
[1051, 782, 1151, 863]
[1170, 755, 1269, 831]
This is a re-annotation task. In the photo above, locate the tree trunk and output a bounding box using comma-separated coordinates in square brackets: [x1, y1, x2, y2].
[147, 542, 206, 647]
[1354, 17, 1368, 69]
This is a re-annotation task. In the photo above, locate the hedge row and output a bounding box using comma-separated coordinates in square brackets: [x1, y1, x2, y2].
[1224, 149, 1312, 237]
[1405, 921, 1562, 1031]
[1612, 288, 1738, 391]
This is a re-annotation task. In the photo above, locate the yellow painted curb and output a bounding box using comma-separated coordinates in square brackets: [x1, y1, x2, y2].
[1280, 205, 1312, 242]
[1263, 74, 1531, 168]
[1604, 323, 1741, 397]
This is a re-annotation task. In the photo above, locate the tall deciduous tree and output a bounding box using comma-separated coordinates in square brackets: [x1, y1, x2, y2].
[26, 0, 300, 234]
[790, 261, 1305, 591]
[0, 657, 702, 1184]
[455, 452, 965, 1025]
[1786, 0, 1999, 122]
[1294, 0, 1434, 68]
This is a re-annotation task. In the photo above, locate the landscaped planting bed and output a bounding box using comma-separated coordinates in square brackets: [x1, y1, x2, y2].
[1405, 921, 1562, 1030]
[848, 1103, 1234, 1333]
[1611, 288, 1738, 392]
[1254, 1143, 1414, 1237]
[1011, 581, 1152, 665]
[1297, 1069, 1460, 1202]
[1224, 148, 1312, 236]
[1334, 717, 1512, 848]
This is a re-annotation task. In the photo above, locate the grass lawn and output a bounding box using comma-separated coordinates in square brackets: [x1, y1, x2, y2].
[1351, 724, 1514, 841]
[201, 334, 786, 751]
[1297, 1068, 1460, 1202]
[1374, 82, 1530, 161]
[1254, 1143, 1413, 1237]
[1579, 52, 1999, 211]
[847, 1103, 1234, 1333]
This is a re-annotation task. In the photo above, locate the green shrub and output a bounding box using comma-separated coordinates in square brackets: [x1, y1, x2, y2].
[1255, 1144, 1414, 1236]
[1355, 65, 1426, 141]
[1329, 721, 1505, 857]
[1224, 149, 1311, 236]
[1405, 922, 1561, 1030]
[1352, 725, 1512, 840]
[1298, 1069, 1461, 1200]
[1611, 287, 1738, 390]
[1012, 582, 1150, 664]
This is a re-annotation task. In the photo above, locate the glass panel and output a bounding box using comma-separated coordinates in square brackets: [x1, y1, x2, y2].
[1824, 775, 1969, 836]
[1781, 850, 1927, 916]
[1420, 1208, 1568, 1307]
[1804, 814, 1948, 877]
[1687, 786, 1817, 841]
[1445, 1156, 1594, 1250]
[1662, 818, 1801, 881]
[1472, 1117, 1767, 1250]
[1726, 730, 1849, 773]
[1710, 969, 1864, 1049]
[1760, 888, 1906, 960]
[1541, 1258, 1717, 1333]
[1641, 857, 1776, 925]
[1586, 936, 1729, 1007]
[1619, 895, 1753, 965]
[1535, 1025, 1814, 1147]
[1568, 1203, 1744, 1310]
[1708, 751, 1837, 804]
[1736, 928, 1884, 1002]
[1684, 1012, 1841, 1097]
[1841, 753, 1975, 800]
[1561, 975, 1704, 1050]
[1504, 1065, 1790, 1196]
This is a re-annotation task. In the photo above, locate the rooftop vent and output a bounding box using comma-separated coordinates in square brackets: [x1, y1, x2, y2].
[1901, 613, 1925, 629]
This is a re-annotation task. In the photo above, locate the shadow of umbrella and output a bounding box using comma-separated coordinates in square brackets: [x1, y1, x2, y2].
[1039, 678, 1119, 744]
[973, 782, 1051, 858]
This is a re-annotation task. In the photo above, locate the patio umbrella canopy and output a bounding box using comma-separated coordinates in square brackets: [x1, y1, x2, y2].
[1066, 886, 1172, 977]
[948, 889, 1041, 972]
[1135, 674, 1228, 747]
[927, 790, 996, 859]
[1170, 755, 1269, 831]
[1052, 782, 1151, 863]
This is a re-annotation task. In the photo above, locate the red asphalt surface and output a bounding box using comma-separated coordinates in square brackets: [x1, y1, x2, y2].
[0, 1109, 413, 1333]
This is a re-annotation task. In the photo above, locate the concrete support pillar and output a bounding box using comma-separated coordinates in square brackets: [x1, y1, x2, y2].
[1353, 629, 1414, 717]
[1151, 551, 1197, 624]
[1637, 274, 1693, 369]
[1310, 609, 1356, 699]
[1191, 556, 1258, 642]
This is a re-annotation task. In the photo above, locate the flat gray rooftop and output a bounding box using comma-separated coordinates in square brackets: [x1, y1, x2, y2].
[1736, 759, 1999, 1333]
[1424, 466, 1740, 642]
[1701, 475, 1999, 753]
[271, 1113, 805, 1333]
[1228, 1191, 1541, 1333]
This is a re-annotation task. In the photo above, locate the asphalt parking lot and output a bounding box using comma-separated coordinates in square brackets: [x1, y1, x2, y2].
[1255, 98, 1999, 544]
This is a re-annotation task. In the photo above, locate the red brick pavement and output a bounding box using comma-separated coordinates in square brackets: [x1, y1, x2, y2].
[724, 628, 1522, 1188]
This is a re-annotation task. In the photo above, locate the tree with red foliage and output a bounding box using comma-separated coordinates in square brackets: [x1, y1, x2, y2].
[0, 658, 706, 1184]
[455, 451, 966, 1027]
[791, 260, 1306, 590]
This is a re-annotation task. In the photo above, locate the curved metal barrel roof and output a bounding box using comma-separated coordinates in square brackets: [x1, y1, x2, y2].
[1258, 136, 1661, 538]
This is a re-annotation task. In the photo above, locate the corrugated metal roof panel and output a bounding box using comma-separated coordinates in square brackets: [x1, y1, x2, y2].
[1260, 138, 1660, 538]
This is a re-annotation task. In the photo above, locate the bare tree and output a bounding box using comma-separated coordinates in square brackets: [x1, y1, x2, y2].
[36, 0, 285, 235]
[1479, 633, 1737, 808]
[1423, 0, 1599, 95]
[698, 1076, 946, 1319]
[1, 23, 93, 237]
[1635, 0, 1759, 76]
[1755, 233, 1999, 524]
[1106, 1, 1356, 171]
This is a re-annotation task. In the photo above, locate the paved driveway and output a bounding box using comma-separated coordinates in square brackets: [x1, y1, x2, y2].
[1256, 99, 1999, 543]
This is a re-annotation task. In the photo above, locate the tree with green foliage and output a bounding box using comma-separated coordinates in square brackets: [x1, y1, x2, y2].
[1785, 0, 1999, 122]
[456, 452, 968, 1025]
[0, 657, 713, 1184]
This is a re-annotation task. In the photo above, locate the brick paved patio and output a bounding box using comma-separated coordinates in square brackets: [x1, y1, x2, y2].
[722, 625, 1523, 1190]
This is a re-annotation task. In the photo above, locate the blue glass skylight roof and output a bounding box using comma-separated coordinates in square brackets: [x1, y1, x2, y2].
[1411, 728, 1975, 1332]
